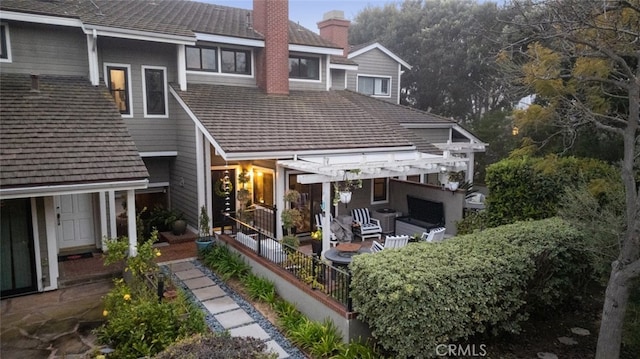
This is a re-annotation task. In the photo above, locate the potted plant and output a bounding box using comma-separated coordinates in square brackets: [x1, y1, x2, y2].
[447, 171, 465, 191]
[333, 169, 363, 205]
[195, 205, 214, 252]
[281, 190, 302, 251]
[310, 229, 323, 257]
[236, 169, 253, 224]
[165, 209, 186, 235]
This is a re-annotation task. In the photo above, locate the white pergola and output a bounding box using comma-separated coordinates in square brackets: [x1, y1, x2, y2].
[276, 147, 478, 255]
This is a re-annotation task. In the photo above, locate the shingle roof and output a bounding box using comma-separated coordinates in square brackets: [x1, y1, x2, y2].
[330, 55, 358, 66]
[0, 0, 340, 48]
[172, 84, 446, 155]
[0, 74, 149, 189]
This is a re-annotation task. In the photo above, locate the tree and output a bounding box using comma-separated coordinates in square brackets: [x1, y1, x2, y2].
[349, 0, 511, 123]
[499, 1, 639, 357]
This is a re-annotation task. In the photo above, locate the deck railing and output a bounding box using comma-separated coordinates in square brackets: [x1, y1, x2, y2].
[224, 215, 352, 311]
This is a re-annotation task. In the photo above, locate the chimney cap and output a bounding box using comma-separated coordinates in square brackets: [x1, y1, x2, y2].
[322, 10, 345, 21]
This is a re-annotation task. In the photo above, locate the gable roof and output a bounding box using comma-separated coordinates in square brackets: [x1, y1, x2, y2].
[172, 84, 448, 159]
[349, 41, 412, 70]
[0, 0, 341, 49]
[0, 74, 149, 195]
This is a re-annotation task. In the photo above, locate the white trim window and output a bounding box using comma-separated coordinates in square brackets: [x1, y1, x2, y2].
[186, 45, 217, 72]
[0, 23, 12, 62]
[371, 178, 389, 204]
[142, 65, 168, 118]
[220, 48, 251, 75]
[104, 63, 133, 117]
[357, 75, 391, 97]
[289, 55, 320, 81]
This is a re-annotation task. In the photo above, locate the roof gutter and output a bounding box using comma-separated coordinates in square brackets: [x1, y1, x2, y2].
[0, 10, 84, 28]
[84, 25, 195, 45]
[0, 179, 149, 200]
[223, 145, 418, 161]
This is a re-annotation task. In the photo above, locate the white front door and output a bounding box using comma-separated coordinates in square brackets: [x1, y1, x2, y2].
[56, 194, 97, 249]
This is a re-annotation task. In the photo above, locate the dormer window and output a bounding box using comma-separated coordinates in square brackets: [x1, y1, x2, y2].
[185, 46, 251, 76]
[221, 48, 250, 74]
[186, 46, 217, 71]
[357, 75, 391, 97]
[289, 56, 319, 80]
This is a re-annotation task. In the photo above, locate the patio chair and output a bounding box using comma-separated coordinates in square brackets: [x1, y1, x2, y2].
[350, 208, 382, 241]
[314, 213, 338, 247]
[421, 227, 446, 242]
[370, 235, 409, 252]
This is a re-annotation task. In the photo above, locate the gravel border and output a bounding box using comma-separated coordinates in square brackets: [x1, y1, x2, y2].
[161, 260, 307, 359]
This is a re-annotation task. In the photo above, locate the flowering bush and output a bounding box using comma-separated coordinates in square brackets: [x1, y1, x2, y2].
[96, 279, 207, 358]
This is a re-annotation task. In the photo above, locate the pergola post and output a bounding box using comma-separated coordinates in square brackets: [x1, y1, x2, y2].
[321, 181, 331, 256]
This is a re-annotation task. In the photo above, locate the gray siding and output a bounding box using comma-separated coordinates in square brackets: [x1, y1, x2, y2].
[330, 69, 346, 90]
[170, 105, 198, 227]
[1, 21, 88, 76]
[347, 48, 399, 104]
[98, 38, 178, 152]
[412, 128, 450, 144]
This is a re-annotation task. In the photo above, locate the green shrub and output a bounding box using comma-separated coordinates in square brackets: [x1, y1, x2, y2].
[288, 318, 344, 357]
[154, 333, 276, 359]
[241, 273, 277, 303]
[202, 244, 251, 280]
[349, 217, 588, 358]
[456, 209, 489, 235]
[484, 155, 619, 227]
[332, 339, 384, 359]
[96, 280, 207, 358]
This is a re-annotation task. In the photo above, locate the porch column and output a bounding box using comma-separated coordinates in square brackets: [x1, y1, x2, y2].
[205, 141, 212, 234]
[321, 181, 331, 255]
[108, 191, 116, 239]
[466, 151, 475, 183]
[126, 189, 137, 257]
[195, 127, 206, 213]
[177, 44, 187, 91]
[275, 165, 286, 239]
[44, 196, 59, 290]
[99, 191, 108, 250]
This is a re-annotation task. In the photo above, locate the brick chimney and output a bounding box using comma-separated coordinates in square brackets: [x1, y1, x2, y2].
[253, 0, 289, 95]
[317, 10, 350, 57]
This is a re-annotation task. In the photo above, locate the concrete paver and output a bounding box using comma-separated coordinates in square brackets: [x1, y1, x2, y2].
[182, 276, 216, 289]
[174, 268, 205, 280]
[265, 340, 290, 359]
[229, 323, 271, 340]
[202, 296, 240, 314]
[214, 308, 254, 329]
[191, 285, 226, 301]
[166, 261, 195, 272]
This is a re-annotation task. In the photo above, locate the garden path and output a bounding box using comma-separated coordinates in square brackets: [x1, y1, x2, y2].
[161, 259, 305, 359]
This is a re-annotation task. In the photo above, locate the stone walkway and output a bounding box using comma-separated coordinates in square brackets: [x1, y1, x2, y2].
[162, 259, 305, 359]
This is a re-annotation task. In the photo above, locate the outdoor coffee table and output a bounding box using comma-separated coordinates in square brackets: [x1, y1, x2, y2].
[324, 243, 370, 266]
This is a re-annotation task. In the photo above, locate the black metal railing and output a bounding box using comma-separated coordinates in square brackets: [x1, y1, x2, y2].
[225, 215, 352, 311]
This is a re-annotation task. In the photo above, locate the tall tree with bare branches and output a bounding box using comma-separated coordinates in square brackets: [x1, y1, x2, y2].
[499, 1, 639, 357]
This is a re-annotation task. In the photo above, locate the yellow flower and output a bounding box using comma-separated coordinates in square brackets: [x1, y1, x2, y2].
[102, 310, 109, 317]
[96, 355, 106, 359]
[123, 294, 131, 301]
[155, 250, 161, 257]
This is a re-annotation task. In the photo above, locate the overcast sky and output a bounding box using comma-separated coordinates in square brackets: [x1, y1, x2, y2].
[210, 0, 507, 34]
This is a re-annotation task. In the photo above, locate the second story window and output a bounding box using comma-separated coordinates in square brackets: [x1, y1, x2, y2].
[0, 24, 11, 62]
[142, 66, 167, 117]
[289, 56, 319, 80]
[221, 48, 250, 74]
[186, 46, 217, 71]
[106, 65, 131, 115]
[358, 76, 391, 97]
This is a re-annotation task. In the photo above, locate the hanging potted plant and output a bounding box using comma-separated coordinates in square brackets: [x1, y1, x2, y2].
[447, 171, 465, 191]
[281, 190, 302, 251]
[333, 169, 363, 206]
[195, 205, 213, 252]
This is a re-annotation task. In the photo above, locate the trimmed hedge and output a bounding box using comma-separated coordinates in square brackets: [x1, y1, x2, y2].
[481, 155, 619, 228]
[350, 217, 588, 358]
